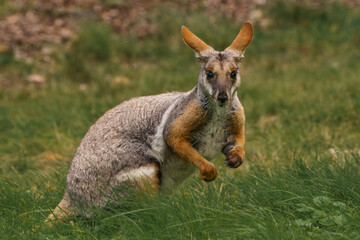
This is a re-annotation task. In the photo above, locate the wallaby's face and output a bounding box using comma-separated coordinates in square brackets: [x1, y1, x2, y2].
[182, 22, 253, 107]
[197, 50, 242, 106]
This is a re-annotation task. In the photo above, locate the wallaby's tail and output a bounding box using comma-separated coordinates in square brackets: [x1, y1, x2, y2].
[45, 192, 73, 226]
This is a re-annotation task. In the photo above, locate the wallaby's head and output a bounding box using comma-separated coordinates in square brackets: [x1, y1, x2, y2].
[182, 22, 253, 107]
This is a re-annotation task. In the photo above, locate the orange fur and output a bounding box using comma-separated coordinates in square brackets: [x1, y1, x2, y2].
[166, 100, 217, 181]
[227, 108, 246, 166]
[181, 26, 213, 53]
[226, 21, 254, 52]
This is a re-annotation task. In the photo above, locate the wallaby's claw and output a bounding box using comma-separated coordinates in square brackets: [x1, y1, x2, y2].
[200, 162, 217, 182]
[225, 150, 243, 168]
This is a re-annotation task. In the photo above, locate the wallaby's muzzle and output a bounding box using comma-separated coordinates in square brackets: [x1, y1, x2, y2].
[217, 92, 228, 105]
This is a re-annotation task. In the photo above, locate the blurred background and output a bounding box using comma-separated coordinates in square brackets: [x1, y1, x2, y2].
[1, 0, 360, 238]
[1, 0, 359, 174]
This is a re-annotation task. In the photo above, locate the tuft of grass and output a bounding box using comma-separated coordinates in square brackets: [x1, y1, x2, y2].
[1, 156, 360, 239]
[1, 1, 360, 238]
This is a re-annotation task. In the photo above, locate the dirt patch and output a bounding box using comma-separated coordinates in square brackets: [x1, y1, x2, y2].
[0, 0, 260, 61]
[1, 0, 359, 62]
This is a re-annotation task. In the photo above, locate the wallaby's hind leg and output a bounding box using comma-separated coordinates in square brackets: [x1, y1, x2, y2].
[137, 163, 161, 193]
[111, 162, 161, 194]
[46, 162, 160, 225]
[45, 192, 73, 225]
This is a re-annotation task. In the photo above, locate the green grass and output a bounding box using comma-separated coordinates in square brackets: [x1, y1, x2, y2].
[1, 1, 360, 239]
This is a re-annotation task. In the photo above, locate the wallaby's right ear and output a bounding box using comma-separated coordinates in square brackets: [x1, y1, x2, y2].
[181, 25, 214, 58]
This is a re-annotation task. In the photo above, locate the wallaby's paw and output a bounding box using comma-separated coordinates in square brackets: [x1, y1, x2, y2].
[225, 148, 244, 168]
[200, 162, 217, 182]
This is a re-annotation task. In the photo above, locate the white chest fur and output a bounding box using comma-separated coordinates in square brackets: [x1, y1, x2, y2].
[192, 106, 228, 159]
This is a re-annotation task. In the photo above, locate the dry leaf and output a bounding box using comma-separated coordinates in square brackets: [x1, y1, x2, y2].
[112, 76, 130, 86]
[27, 74, 45, 84]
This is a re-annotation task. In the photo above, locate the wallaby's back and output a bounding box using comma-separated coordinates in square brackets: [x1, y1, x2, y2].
[66, 91, 191, 214]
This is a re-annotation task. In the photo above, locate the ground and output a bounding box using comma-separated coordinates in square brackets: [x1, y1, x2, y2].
[0, 0, 360, 239]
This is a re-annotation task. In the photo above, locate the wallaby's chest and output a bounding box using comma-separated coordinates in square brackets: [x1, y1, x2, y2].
[192, 109, 229, 159]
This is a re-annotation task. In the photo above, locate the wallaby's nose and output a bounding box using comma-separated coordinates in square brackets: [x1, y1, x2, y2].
[217, 92, 228, 104]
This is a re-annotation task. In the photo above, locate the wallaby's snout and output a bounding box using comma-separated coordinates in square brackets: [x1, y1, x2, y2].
[204, 66, 235, 107]
[217, 92, 228, 105]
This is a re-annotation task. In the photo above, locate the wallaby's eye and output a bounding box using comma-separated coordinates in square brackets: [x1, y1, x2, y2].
[206, 70, 214, 80]
[230, 70, 237, 79]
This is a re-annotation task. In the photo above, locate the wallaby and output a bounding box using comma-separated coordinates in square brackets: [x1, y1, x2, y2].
[46, 21, 253, 222]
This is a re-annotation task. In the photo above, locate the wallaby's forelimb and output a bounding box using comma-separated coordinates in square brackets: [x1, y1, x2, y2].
[166, 100, 217, 181]
[224, 108, 246, 168]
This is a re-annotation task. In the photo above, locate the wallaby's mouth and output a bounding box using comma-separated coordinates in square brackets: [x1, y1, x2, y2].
[217, 100, 228, 107]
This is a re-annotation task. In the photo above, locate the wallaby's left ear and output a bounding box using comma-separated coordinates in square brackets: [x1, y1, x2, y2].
[182, 25, 214, 55]
[226, 21, 254, 52]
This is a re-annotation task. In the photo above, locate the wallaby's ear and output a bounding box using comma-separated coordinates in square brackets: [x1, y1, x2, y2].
[181, 25, 213, 55]
[226, 21, 254, 52]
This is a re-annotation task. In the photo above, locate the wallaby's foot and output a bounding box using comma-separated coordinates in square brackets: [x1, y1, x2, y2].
[45, 194, 73, 227]
[225, 147, 244, 168]
[199, 162, 217, 182]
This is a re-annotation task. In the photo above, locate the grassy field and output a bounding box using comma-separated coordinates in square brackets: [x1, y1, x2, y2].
[1, 1, 360, 239]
